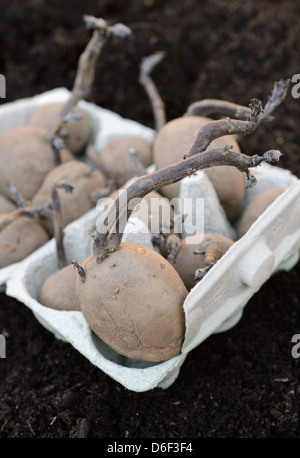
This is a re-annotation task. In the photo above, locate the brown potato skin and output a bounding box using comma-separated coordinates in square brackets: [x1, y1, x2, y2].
[0, 125, 74, 201]
[39, 264, 80, 311]
[169, 233, 234, 290]
[28, 103, 91, 155]
[0, 214, 49, 268]
[77, 243, 188, 362]
[32, 160, 106, 235]
[93, 136, 153, 188]
[0, 194, 17, 214]
[153, 116, 245, 223]
[237, 187, 285, 238]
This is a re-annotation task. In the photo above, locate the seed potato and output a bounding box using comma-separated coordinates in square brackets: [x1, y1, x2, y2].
[39, 264, 80, 311]
[77, 243, 188, 362]
[0, 214, 49, 268]
[0, 125, 74, 201]
[31, 160, 106, 235]
[237, 187, 285, 238]
[153, 116, 245, 223]
[91, 136, 153, 188]
[28, 103, 92, 155]
[168, 233, 234, 290]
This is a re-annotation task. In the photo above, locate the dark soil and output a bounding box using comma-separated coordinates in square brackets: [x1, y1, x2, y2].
[0, 0, 300, 439]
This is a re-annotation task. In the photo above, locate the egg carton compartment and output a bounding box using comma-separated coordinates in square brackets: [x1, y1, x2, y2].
[5, 156, 300, 391]
[0, 88, 155, 289]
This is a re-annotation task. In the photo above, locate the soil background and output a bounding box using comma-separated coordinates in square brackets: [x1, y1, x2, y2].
[0, 0, 300, 439]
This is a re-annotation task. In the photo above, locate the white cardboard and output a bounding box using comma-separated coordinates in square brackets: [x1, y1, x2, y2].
[178, 170, 236, 241]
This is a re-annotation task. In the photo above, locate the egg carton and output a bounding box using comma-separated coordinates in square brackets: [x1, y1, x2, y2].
[5, 151, 300, 391]
[0, 88, 155, 289]
[2, 89, 300, 391]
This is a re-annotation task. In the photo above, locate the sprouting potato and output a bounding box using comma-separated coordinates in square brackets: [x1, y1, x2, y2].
[0, 125, 74, 201]
[237, 187, 285, 238]
[0, 214, 49, 268]
[90, 136, 153, 188]
[39, 264, 81, 311]
[76, 243, 188, 362]
[153, 116, 245, 223]
[28, 103, 92, 155]
[31, 160, 107, 235]
[167, 233, 234, 290]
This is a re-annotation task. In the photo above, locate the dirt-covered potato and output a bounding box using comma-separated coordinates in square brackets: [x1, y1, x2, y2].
[0, 194, 17, 214]
[91, 136, 153, 188]
[0, 125, 74, 201]
[153, 116, 245, 223]
[237, 187, 285, 238]
[39, 264, 80, 311]
[168, 233, 234, 290]
[28, 103, 92, 155]
[77, 243, 188, 362]
[0, 214, 49, 268]
[31, 160, 106, 235]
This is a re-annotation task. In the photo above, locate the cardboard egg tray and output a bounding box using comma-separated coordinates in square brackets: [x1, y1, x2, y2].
[2, 89, 300, 391]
